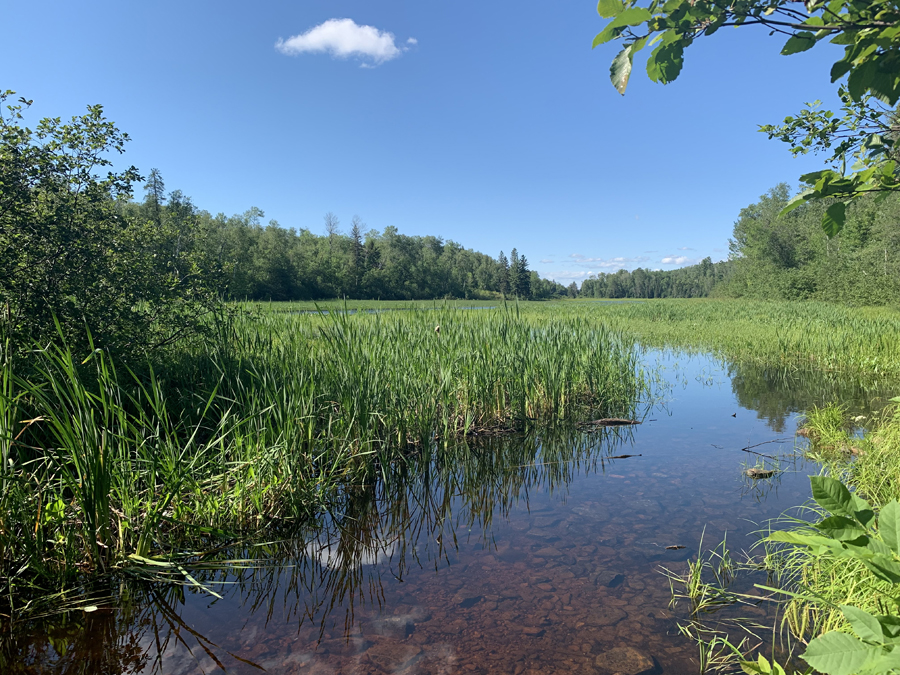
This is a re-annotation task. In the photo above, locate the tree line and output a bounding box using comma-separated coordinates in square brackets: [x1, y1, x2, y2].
[575, 184, 900, 304]
[128, 170, 567, 303]
[0, 91, 567, 358]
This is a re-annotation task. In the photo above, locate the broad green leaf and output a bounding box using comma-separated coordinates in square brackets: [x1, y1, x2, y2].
[875, 615, 900, 641]
[610, 46, 634, 95]
[611, 7, 652, 27]
[816, 516, 866, 542]
[597, 0, 625, 18]
[781, 32, 817, 56]
[779, 190, 811, 217]
[822, 202, 847, 238]
[864, 556, 900, 584]
[769, 530, 844, 551]
[647, 40, 684, 84]
[841, 605, 883, 643]
[860, 650, 900, 673]
[811, 476, 855, 518]
[831, 58, 853, 81]
[829, 32, 858, 46]
[799, 170, 826, 185]
[879, 500, 900, 555]
[802, 631, 879, 675]
[852, 493, 874, 526]
[593, 24, 625, 48]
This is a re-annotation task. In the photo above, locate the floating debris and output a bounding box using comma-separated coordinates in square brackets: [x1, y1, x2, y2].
[744, 468, 777, 479]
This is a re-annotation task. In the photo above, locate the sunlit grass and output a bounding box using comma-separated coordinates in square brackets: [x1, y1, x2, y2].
[0, 303, 648, 618]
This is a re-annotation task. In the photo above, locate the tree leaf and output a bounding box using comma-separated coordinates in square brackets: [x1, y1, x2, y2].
[611, 7, 652, 27]
[779, 190, 811, 217]
[610, 46, 634, 95]
[768, 530, 845, 551]
[840, 605, 883, 643]
[811, 476, 855, 518]
[593, 24, 625, 48]
[816, 516, 866, 542]
[879, 500, 900, 555]
[647, 40, 685, 84]
[822, 202, 847, 238]
[597, 0, 625, 19]
[802, 631, 879, 675]
[781, 32, 817, 56]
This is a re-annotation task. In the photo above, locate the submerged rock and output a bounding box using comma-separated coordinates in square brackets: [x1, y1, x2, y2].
[364, 642, 423, 671]
[594, 645, 656, 675]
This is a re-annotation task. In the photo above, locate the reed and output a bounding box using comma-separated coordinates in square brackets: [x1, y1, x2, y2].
[0, 304, 648, 616]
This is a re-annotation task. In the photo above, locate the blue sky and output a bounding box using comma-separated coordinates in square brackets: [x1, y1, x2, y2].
[2, 1, 843, 285]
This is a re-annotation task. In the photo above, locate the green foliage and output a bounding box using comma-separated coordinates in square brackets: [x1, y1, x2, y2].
[593, 1, 900, 236]
[765, 475, 900, 675]
[0, 91, 222, 357]
[579, 256, 729, 299]
[177, 204, 561, 301]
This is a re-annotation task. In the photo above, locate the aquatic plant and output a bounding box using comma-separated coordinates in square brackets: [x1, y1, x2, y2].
[0, 304, 648, 618]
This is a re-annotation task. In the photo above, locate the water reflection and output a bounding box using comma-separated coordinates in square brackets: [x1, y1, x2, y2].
[8, 427, 644, 674]
[728, 361, 894, 432]
[9, 352, 852, 675]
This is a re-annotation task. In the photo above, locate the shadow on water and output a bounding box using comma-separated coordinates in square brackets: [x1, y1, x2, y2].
[8, 351, 883, 675]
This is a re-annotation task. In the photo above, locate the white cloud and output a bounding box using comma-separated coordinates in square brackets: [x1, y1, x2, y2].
[553, 270, 592, 279]
[407, 37, 418, 45]
[660, 255, 701, 265]
[276, 19, 412, 65]
[678, 246, 695, 251]
[567, 253, 650, 269]
[539, 258, 554, 264]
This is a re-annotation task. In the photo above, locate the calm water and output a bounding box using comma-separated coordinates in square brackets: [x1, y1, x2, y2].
[8, 351, 892, 675]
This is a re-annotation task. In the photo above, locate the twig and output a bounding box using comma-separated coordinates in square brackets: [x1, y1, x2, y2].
[738, 437, 794, 459]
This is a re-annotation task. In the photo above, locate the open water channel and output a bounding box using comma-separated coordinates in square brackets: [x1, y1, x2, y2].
[10, 350, 892, 675]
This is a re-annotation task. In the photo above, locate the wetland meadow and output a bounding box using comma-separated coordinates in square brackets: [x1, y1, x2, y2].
[5, 299, 900, 674]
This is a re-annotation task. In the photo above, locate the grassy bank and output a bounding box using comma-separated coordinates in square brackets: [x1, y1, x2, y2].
[0, 304, 647, 618]
[767, 403, 900, 643]
[582, 299, 900, 380]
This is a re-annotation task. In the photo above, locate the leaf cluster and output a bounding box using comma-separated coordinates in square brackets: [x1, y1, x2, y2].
[766, 476, 900, 674]
[593, 0, 900, 236]
[0, 90, 223, 359]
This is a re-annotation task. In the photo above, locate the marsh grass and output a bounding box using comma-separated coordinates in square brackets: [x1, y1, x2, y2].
[0, 304, 648, 618]
[575, 299, 900, 382]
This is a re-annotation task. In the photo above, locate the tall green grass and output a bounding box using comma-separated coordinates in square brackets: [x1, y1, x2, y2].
[572, 299, 900, 381]
[0, 304, 647, 617]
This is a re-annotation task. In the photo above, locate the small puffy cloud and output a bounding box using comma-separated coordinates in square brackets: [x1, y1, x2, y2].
[660, 255, 701, 265]
[276, 19, 413, 65]
[407, 37, 418, 45]
[539, 258, 554, 264]
[678, 246, 695, 251]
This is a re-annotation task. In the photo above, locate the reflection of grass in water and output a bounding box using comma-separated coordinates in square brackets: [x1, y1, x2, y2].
[3, 425, 633, 672]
